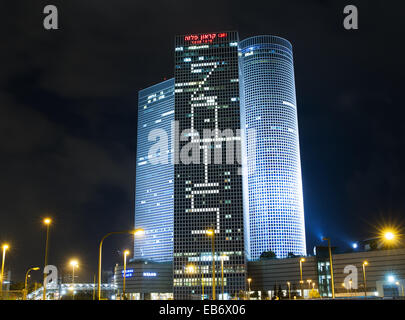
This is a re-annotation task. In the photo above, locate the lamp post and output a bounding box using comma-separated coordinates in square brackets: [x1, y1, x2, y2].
[206, 229, 216, 300]
[123, 250, 130, 300]
[42, 217, 52, 300]
[0, 244, 9, 296]
[299, 258, 305, 297]
[322, 237, 335, 299]
[342, 283, 348, 295]
[185, 264, 196, 299]
[201, 266, 204, 300]
[69, 260, 78, 300]
[395, 281, 404, 297]
[220, 255, 227, 300]
[307, 279, 312, 290]
[24, 267, 40, 300]
[97, 228, 144, 300]
[362, 261, 368, 297]
[93, 274, 96, 300]
[287, 281, 291, 300]
[186, 264, 205, 300]
[247, 278, 252, 300]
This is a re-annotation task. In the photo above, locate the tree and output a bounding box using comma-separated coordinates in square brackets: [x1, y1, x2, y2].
[287, 252, 296, 258]
[260, 250, 277, 259]
[277, 285, 284, 299]
[292, 283, 300, 299]
[272, 284, 277, 299]
[309, 289, 321, 299]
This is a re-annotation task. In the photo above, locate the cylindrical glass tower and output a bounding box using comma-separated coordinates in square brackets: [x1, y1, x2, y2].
[239, 35, 306, 259]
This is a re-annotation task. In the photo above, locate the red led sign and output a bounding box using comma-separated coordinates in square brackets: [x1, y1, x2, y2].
[184, 32, 227, 44]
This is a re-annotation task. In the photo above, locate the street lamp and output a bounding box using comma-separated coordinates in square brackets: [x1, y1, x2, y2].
[123, 250, 130, 300]
[322, 237, 335, 299]
[186, 264, 204, 300]
[247, 278, 252, 300]
[384, 231, 395, 241]
[42, 217, 52, 300]
[0, 244, 9, 296]
[299, 258, 305, 297]
[24, 267, 40, 300]
[387, 275, 395, 283]
[69, 260, 79, 300]
[206, 229, 216, 300]
[395, 281, 404, 297]
[362, 261, 368, 297]
[307, 279, 312, 290]
[97, 228, 144, 300]
[287, 281, 291, 300]
[220, 255, 227, 300]
[380, 229, 399, 247]
[342, 282, 348, 295]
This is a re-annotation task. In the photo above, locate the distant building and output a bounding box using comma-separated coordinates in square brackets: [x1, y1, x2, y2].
[0, 270, 11, 292]
[239, 35, 306, 260]
[173, 31, 246, 300]
[248, 247, 405, 299]
[131, 33, 310, 300]
[134, 78, 175, 262]
[114, 260, 173, 300]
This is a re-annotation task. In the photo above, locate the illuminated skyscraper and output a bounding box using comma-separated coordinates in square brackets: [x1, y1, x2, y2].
[173, 32, 246, 299]
[239, 35, 307, 259]
[134, 78, 175, 262]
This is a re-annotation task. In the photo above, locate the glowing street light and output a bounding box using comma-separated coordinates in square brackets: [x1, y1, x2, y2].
[186, 264, 196, 274]
[395, 281, 404, 297]
[69, 260, 79, 300]
[299, 258, 305, 297]
[97, 228, 144, 300]
[122, 250, 130, 300]
[287, 281, 291, 300]
[0, 244, 9, 296]
[247, 278, 252, 300]
[186, 264, 204, 300]
[42, 217, 52, 300]
[362, 261, 368, 297]
[24, 267, 40, 300]
[379, 228, 400, 247]
[384, 231, 395, 241]
[134, 229, 145, 237]
[206, 229, 216, 300]
[387, 275, 396, 283]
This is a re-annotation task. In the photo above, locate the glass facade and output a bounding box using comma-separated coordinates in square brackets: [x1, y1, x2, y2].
[239, 35, 307, 259]
[173, 32, 246, 299]
[134, 79, 175, 262]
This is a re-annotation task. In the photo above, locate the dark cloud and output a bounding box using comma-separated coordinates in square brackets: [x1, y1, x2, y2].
[1, 0, 405, 281]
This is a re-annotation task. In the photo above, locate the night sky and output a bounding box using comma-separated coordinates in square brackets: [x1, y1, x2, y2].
[1, 0, 404, 283]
